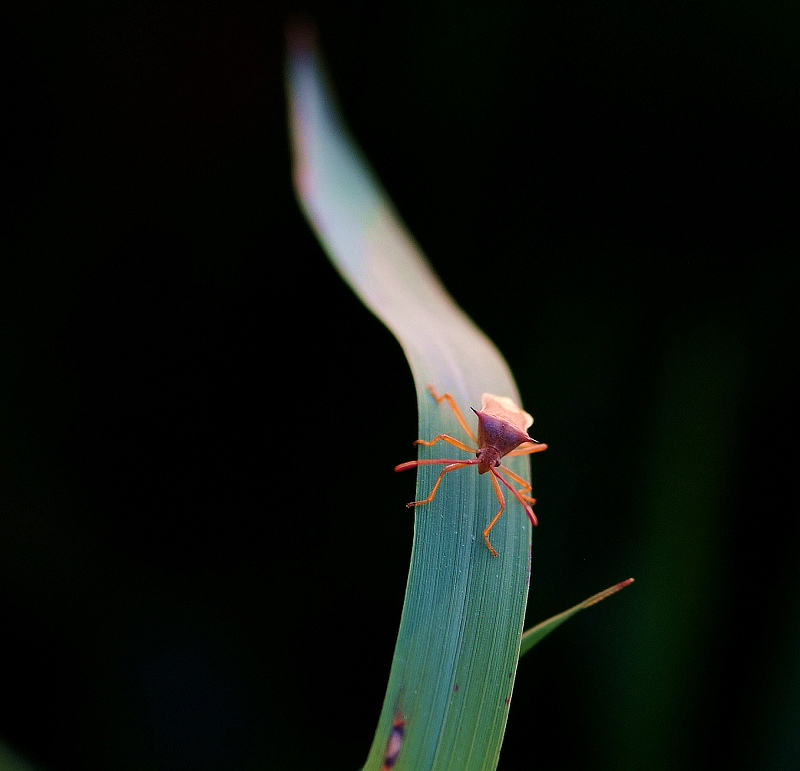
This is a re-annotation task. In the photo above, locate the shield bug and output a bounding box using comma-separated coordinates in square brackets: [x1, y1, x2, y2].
[395, 385, 547, 557]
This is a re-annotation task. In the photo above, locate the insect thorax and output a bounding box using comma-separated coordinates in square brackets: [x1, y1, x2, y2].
[476, 446, 502, 474]
[475, 410, 532, 459]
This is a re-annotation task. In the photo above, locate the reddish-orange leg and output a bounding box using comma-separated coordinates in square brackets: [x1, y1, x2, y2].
[483, 473, 507, 557]
[402, 460, 477, 508]
[425, 385, 478, 444]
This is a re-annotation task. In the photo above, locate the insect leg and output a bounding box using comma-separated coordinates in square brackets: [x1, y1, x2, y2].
[413, 434, 475, 453]
[494, 469, 538, 527]
[426, 385, 479, 444]
[403, 461, 473, 509]
[497, 465, 535, 502]
[395, 458, 477, 473]
[507, 441, 548, 457]
[482, 472, 508, 558]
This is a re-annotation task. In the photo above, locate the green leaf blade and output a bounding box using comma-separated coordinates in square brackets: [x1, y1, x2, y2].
[287, 27, 538, 771]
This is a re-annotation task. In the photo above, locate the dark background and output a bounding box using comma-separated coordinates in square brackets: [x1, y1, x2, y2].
[3, 1, 798, 769]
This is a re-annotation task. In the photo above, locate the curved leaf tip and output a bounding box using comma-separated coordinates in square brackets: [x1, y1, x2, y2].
[519, 578, 635, 658]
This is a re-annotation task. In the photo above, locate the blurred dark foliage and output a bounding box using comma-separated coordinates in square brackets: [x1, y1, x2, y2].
[3, 1, 798, 769]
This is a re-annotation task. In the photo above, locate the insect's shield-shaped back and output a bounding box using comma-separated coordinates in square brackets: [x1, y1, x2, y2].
[473, 393, 536, 459]
[473, 410, 534, 460]
[480, 393, 534, 432]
